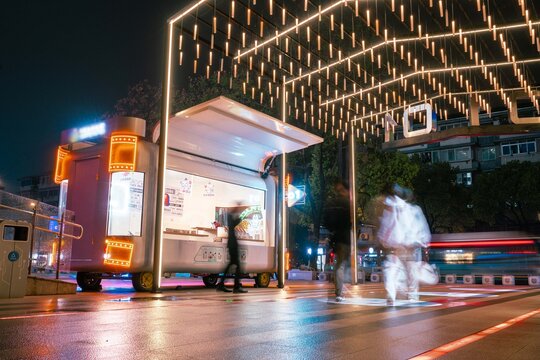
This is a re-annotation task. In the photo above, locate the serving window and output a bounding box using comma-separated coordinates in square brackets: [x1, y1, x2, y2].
[164, 169, 265, 242]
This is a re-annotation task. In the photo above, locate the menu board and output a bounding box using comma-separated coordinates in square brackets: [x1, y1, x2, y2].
[107, 172, 145, 236]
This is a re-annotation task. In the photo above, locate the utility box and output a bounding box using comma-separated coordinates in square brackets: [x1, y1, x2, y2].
[0, 220, 31, 298]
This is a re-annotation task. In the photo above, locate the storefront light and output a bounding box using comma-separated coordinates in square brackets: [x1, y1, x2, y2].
[108, 135, 138, 172]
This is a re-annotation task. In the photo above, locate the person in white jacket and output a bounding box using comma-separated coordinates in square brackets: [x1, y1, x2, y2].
[377, 184, 431, 305]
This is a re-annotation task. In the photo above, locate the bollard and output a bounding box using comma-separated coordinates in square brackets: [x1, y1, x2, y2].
[445, 274, 456, 284]
[502, 275, 515, 286]
[482, 275, 494, 285]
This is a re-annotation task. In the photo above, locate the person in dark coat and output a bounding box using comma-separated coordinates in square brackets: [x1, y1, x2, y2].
[216, 204, 247, 293]
[324, 181, 352, 302]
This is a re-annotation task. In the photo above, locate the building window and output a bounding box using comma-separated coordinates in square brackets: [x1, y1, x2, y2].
[456, 172, 472, 186]
[431, 151, 440, 163]
[447, 149, 456, 161]
[481, 147, 496, 161]
[501, 140, 536, 156]
[455, 147, 471, 161]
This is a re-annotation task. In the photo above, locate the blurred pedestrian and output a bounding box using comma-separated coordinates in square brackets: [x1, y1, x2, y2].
[377, 184, 430, 305]
[324, 181, 352, 302]
[216, 203, 248, 293]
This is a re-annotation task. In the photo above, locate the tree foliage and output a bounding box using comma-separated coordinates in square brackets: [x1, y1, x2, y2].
[357, 149, 420, 225]
[412, 161, 473, 233]
[471, 161, 540, 229]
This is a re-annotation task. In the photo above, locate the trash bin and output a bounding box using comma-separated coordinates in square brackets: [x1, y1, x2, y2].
[0, 220, 32, 298]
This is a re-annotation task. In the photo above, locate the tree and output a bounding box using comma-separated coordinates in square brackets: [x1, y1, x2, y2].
[356, 148, 420, 225]
[110, 76, 281, 140]
[472, 161, 540, 230]
[111, 80, 162, 139]
[412, 161, 473, 233]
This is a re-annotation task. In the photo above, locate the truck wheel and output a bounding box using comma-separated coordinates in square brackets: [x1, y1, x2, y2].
[202, 274, 219, 288]
[76, 272, 102, 292]
[255, 272, 271, 288]
[132, 272, 153, 292]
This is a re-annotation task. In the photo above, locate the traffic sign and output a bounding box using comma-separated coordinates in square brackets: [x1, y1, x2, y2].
[287, 184, 306, 207]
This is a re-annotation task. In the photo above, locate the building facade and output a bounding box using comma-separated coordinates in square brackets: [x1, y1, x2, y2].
[18, 174, 59, 206]
[399, 108, 540, 186]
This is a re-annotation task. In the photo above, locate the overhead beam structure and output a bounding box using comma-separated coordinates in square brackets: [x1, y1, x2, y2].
[154, 0, 540, 289]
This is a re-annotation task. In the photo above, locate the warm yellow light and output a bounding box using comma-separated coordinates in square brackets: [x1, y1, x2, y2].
[108, 135, 138, 172]
[54, 146, 70, 184]
[104, 239, 134, 267]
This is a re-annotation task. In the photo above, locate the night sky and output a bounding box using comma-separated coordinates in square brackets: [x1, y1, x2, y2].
[1, 1, 189, 191]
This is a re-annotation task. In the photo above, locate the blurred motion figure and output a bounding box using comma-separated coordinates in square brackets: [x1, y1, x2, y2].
[377, 184, 431, 305]
[216, 203, 248, 293]
[324, 181, 352, 302]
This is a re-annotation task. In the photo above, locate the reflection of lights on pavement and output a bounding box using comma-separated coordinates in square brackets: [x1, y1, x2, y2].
[418, 292, 497, 298]
[449, 287, 526, 293]
[410, 309, 540, 360]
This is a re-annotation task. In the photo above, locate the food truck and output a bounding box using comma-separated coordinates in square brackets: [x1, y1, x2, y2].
[54, 97, 322, 291]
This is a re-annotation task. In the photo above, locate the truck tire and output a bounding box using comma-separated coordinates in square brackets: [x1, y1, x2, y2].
[202, 274, 219, 288]
[255, 272, 271, 288]
[132, 272, 153, 292]
[76, 272, 102, 292]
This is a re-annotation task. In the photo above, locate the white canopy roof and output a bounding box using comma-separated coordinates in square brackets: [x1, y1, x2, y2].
[153, 96, 323, 171]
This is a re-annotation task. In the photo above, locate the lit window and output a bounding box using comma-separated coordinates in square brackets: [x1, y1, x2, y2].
[456, 172, 472, 186]
[456, 147, 471, 161]
[481, 147, 496, 161]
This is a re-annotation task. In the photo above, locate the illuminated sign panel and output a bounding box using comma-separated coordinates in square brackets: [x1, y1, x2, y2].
[103, 239, 134, 267]
[109, 135, 138, 172]
[54, 146, 70, 184]
[107, 172, 144, 237]
[68, 122, 106, 143]
[287, 184, 306, 207]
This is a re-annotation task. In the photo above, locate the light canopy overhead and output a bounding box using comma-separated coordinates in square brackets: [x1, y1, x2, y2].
[168, 0, 540, 142]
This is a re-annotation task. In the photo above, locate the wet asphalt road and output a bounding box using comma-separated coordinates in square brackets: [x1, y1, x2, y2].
[0, 279, 539, 360]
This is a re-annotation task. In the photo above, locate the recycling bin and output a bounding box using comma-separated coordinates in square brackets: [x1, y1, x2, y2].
[0, 220, 31, 298]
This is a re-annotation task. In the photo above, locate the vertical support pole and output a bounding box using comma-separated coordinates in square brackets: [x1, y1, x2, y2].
[153, 22, 175, 293]
[55, 212, 65, 280]
[348, 126, 358, 285]
[278, 83, 287, 289]
[28, 203, 38, 275]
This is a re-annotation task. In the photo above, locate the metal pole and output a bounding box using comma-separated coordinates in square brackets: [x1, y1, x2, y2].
[55, 212, 65, 280]
[152, 21, 175, 293]
[278, 82, 287, 288]
[28, 203, 38, 275]
[348, 126, 358, 285]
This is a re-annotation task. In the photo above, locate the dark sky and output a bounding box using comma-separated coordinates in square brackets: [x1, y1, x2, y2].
[0, 1, 189, 191]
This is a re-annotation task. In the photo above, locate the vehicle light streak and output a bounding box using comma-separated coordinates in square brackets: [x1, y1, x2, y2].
[430, 240, 534, 248]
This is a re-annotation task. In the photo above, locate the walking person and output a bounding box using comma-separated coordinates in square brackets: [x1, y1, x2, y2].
[377, 184, 430, 305]
[216, 203, 248, 293]
[324, 181, 352, 302]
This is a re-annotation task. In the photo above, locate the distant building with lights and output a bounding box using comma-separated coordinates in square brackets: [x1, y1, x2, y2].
[399, 107, 540, 186]
[18, 174, 59, 206]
